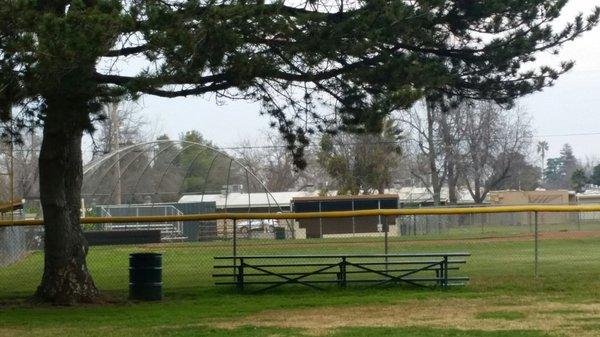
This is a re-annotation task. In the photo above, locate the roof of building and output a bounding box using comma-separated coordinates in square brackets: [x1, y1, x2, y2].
[577, 188, 600, 200]
[390, 187, 475, 204]
[292, 194, 399, 202]
[178, 186, 478, 209]
[178, 191, 316, 209]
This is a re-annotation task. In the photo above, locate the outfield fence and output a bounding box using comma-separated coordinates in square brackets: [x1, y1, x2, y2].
[0, 226, 26, 267]
[0, 211, 33, 268]
[2, 205, 600, 297]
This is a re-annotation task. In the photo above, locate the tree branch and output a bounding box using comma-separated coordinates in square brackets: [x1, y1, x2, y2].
[138, 83, 235, 97]
[104, 45, 148, 57]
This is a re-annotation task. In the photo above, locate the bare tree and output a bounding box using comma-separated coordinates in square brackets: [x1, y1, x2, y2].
[403, 99, 533, 204]
[459, 103, 532, 203]
[438, 105, 466, 204]
[83, 102, 151, 204]
[234, 132, 304, 192]
[0, 131, 41, 201]
[402, 99, 447, 205]
[91, 102, 149, 159]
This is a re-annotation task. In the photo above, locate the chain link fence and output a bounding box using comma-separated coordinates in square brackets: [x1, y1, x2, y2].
[2, 208, 600, 298]
[0, 225, 30, 267]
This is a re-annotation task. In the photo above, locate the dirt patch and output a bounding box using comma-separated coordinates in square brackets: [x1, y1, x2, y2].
[211, 298, 600, 336]
[394, 230, 600, 245]
[538, 230, 600, 240]
[236, 230, 600, 249]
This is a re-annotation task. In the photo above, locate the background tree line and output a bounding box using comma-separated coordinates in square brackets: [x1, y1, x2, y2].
[5, 100, 599, 207]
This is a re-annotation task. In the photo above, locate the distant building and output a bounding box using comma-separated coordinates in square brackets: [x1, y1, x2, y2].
[576, 189, 600, 223]
[488, 189, 577, 225]
[489, 190, 576, 205]
[178, 191, 316, 213]
[179, 191, 317, 238]
[292, 194, 399, 238]
[577, 189, 600, 204]
[392, 187, 476, 206]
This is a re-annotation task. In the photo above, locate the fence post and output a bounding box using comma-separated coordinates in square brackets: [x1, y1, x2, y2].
[479, 213, 484, 233]
[384, 222, 389, 272]
[319, 201, 323, 239]
[233, 219, 237, 256]
[379, 200, 389, 272]
[383, 226, 388, 255]
[443, 255, 449, 289]
[237, 257, 244, 290]
[233, 218, 237, 283]
[534, 211, 539, 279]
[412, 214, 417, 236]
[340, 257, 347, 288]
[352, 199, 356, 235]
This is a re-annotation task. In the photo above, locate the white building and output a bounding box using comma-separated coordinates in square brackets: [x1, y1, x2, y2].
[178, 191, 317, 212]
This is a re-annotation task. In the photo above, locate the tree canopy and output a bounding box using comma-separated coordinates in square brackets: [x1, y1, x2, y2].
[571, 168, 588, 193]
[591, 164, 600, 186]
[2, 0, 598, 163]
[317, 118, 402, 194]
[544, 143, 580, 189]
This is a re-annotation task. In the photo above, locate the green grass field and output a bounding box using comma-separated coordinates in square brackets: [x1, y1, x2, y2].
[2, 228, 600, 337]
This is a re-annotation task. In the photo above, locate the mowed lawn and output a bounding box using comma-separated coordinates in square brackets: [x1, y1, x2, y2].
[2, 231, 600, 337]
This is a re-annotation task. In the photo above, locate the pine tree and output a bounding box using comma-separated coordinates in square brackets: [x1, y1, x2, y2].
[591, 165, 600, 186]
[544, 143, 582, 189]
[571, 169, 588, 193]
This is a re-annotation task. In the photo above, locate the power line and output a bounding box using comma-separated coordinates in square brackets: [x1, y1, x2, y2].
[219, 131, 600, 150]
[3, 130, 600, 153]
[534, 131, 600, 138]
[220, 141, 401, 151]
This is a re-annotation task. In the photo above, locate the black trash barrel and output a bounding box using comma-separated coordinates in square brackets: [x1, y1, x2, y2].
[274, 227, 286, 240]
[129, 253, 162, 301]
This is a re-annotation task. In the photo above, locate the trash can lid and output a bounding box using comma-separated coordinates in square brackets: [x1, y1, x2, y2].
[129, 252, 162, 258]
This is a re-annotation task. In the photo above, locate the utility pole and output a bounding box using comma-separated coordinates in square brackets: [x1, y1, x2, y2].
[110, 102, 122, 205]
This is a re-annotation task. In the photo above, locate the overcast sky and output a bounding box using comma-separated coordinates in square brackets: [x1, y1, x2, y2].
[125, 1, 600, 163]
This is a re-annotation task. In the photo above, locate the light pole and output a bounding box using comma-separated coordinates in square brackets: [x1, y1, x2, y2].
[110, 102, 122, 205]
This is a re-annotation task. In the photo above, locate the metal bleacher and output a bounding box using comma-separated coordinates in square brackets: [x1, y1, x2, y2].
[95, 204, 187, 241]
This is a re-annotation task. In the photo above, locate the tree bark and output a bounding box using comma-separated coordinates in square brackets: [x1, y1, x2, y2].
[35, 113, 99, 304]
[425, 99, 443, 206]
[447, 163, 459, 204]
[439, 110, 459, 204]
[473, 179, 483, 204]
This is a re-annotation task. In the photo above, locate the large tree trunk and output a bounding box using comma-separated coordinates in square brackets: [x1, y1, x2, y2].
[35, 114, 99, 304]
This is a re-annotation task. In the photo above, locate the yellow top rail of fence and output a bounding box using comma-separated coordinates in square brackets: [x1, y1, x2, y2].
[3, 203, 600, 228]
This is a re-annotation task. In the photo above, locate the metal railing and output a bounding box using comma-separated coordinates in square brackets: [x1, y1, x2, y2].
[96, 204, 186, 240]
